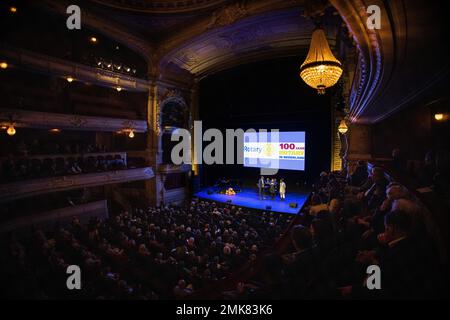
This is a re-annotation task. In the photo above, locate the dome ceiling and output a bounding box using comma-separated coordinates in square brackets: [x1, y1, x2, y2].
[91, 0, 229, 14]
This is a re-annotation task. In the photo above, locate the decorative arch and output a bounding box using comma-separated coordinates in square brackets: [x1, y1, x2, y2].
[159, 91, 189, 130]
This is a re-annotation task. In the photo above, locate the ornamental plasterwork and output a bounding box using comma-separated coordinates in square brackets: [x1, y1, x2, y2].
[69, 116, 88, 128]
[207, 2, 248, 29]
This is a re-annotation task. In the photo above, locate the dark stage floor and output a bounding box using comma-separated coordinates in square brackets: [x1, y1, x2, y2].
[194, 187, 310, 214]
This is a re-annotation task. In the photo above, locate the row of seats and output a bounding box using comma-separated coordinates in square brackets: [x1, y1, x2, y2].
[1, 154, 127, 182]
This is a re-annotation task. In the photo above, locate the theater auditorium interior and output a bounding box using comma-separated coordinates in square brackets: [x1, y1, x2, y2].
[0, 0, 449, 301]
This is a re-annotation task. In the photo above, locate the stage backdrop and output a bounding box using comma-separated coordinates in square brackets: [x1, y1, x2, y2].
[198, 57, 332, 189]
[243, 131, 306, 171]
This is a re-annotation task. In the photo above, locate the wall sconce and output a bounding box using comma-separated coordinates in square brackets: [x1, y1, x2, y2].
[338, 119, 349, 134]
[7, 125, 16, 136]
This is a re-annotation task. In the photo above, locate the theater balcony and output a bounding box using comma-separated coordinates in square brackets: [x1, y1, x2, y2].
[0, 167, 154, 203]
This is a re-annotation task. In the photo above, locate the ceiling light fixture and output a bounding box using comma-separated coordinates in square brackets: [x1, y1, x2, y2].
[300, 27, 343, 94]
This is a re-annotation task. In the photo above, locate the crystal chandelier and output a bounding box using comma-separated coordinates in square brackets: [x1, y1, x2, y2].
[300, 28, 343, 94]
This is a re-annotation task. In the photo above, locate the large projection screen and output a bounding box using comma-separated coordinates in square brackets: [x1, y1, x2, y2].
[243, 131, 306, 171]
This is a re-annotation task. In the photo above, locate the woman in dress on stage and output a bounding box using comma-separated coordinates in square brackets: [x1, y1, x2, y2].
[279, 179, 286, 200]
[270, 178, 276, 199]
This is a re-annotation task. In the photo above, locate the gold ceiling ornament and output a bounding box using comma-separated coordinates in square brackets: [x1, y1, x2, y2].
[300, 28, 343, 94]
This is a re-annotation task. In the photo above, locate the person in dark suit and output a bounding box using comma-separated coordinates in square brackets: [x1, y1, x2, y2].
[257, 176, 265, 200]
[377, 210, 430, 299]
[284, 225, 318, 297]
[347, 210, 434, 299]
[350, 160, 368, 187]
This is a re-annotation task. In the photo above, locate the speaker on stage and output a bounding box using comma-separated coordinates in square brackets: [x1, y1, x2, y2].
[207, 189, 214, 195]
[289, 202, 298, 208]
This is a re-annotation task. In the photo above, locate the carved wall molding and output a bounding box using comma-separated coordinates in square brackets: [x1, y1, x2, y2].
[158, 0, 309, 63]
[329, 0, 384, 124]
[41, 0, 153, 64]
[158, 164, 192, 174]
[91, 0, 227, 14]
[0, 152, 128, 167]
[207, 2, 249, 29]
[0, 45, 150, 92]
[0, 46, 148, 92]
[160, 8, 315, 76]
[159, 88, 185, 104]
[0, 167, 155, 203]
[0, 200, 109, 234]
[0, 108, 148, 133]
[328, 0, 448, 124]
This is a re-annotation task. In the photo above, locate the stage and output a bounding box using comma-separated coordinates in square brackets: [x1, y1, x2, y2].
[194, 187, 310, 215]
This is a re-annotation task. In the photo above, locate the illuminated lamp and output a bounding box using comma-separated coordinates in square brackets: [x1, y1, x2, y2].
[338, 119, 349, 134]
[300, 28, 343, 94]
[7, 125, 16, 136]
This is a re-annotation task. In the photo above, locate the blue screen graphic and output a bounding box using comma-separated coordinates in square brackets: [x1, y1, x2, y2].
[243, 131, 306, 171]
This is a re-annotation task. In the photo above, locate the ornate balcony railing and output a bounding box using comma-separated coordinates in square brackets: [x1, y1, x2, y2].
[0, 108, 147, 133]
[0, 45, 150, 92]
[0, 167, 154, 202]
[0, 200, 109, 234]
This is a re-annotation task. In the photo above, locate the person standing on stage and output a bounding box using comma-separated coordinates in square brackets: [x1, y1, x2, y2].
[258, 176, 265, 200]
[270, 178, 276, 199]
[280, 179, 286, 200]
